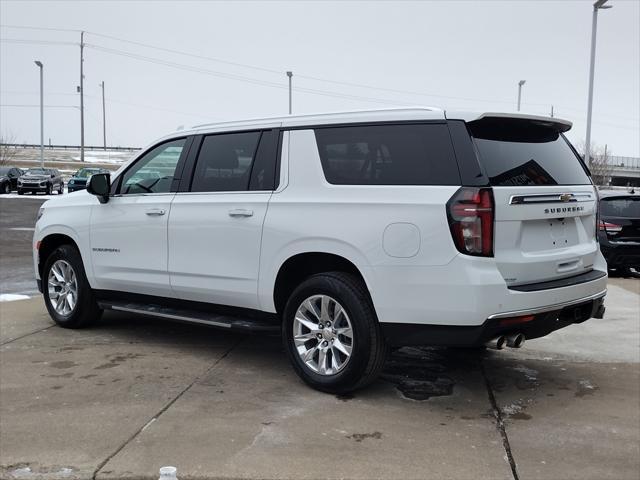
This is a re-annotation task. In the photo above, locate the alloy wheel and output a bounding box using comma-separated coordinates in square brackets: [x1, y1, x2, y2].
[47, 260, 78, 316]
[293, 295, 354, 375]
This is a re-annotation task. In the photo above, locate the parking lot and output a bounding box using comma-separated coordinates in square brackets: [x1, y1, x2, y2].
[1, 197, 639, 480]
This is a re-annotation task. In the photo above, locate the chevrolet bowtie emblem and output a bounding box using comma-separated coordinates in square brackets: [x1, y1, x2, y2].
[559, 193, 573, 202]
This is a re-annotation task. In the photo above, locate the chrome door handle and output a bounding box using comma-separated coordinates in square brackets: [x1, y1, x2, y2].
[145, 208, 166, 216]
[228, 209, 254, 218]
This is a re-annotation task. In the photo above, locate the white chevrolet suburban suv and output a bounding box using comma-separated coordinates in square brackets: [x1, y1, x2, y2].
[34, 108, 607, 393]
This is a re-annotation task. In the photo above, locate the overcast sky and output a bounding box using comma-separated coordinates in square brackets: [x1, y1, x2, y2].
[1, 0, 638, 156]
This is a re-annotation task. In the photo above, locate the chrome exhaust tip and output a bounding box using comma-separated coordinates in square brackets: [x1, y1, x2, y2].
[506, 333, 525, 349]
[486, 335, 507, 350]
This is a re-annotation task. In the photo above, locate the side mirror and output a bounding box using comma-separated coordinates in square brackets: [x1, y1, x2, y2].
[87, 173, 111, 204]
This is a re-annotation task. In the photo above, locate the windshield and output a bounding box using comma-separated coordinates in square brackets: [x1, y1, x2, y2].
[75, 168, 98, 178]
[600, 197, 640, 218]
[469, 118, 591, 186]
[25, 168, 48, 176]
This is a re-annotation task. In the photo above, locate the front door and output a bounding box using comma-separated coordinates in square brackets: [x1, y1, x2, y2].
[90, 138, 188, 297]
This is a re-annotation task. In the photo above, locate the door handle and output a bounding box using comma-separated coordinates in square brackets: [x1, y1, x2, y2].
[228, 209, 254, 218]
[145, 208, 166, 216]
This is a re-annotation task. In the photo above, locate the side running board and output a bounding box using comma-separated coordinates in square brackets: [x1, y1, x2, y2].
[98, 301, 280, 334]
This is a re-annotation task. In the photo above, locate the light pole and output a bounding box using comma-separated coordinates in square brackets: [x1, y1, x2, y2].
[517, 80, 526, 112]
[286, 71, 293, 114]
[34, 60, 44, 167]
[585, 0, 612, 166]
[100, 81, 106, 150]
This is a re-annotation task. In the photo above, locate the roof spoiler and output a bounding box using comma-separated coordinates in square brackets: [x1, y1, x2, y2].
[445, 111, 572, 133]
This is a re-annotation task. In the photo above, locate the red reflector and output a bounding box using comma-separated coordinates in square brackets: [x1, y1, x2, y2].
[499, 315, 535, 327]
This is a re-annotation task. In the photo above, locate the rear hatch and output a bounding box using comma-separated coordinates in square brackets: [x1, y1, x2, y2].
[467, 116, 598, 287]
[599, 196, 640, 242]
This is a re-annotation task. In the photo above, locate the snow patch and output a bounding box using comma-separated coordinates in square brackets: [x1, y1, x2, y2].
[0, 294, 30, 302]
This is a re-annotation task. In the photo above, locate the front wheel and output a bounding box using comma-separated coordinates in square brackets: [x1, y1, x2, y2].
[282, 272, 387, 394]
[43, 244, 102, 328]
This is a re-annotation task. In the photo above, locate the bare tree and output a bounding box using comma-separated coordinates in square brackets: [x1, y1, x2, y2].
[575, 140, 613, 186]
[0, 133, 19, 166]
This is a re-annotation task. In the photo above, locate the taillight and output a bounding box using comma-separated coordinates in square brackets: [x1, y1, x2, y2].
[599, 221, 622, 234]
[447, 187, 494, 257]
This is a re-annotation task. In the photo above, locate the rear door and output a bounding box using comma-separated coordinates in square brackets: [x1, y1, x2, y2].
[467, 117, 599, 287]
[168, 128, 280, 309]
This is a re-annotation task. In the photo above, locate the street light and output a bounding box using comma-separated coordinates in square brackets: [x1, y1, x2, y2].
[517, 80, 526, 112]
[34, 60, 44, 167]
[585, 0, 612, 166]
[286, 71, 293, 115]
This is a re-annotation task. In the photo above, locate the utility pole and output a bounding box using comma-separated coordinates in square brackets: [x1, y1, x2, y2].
[286, 71, 293, 114]
[35, 61, 44, 167]
[585, 0, 612, 166]
[517, 80, 526, 112]
[550, 105, 554, 117]
[100, 81, 106, 150]
[80, 31, 85, 162]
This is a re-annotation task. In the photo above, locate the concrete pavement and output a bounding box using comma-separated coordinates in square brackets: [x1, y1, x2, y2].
[0, 278, 638, 480]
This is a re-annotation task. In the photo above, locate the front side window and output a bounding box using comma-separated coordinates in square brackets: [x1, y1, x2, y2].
[314, 123, 460, 185]
[120, 138, 186, 194]
[191, 131, 261, 192]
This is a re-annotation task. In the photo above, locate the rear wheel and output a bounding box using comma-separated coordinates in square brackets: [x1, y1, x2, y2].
[282, 272, 386, 394]
[43, 244, 102, 328]
[2, 183, 9, 194]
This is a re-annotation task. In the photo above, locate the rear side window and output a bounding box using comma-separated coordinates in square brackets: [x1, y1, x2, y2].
[468, 118, 590, 186]
[191, 131, 261, 192]
[314, 123, 460, 185]
[600, 197, 640, 217]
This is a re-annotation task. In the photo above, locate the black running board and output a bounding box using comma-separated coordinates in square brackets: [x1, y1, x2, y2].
[98, 301, 280, 334]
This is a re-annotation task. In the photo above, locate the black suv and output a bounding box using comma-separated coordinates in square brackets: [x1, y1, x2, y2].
[0, 167, 24, 194]
[17, 168, 64, 195]
[598, 190, 640, 276]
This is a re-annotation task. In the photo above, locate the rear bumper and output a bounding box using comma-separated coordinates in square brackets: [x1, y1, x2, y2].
[382, 292, 606, 347]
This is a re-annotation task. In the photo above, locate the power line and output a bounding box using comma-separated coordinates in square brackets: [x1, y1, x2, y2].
[0, 24, 80, 33]
[3, 24, 639, 123]
[0, 37, 78, 46]
[84, 43, 409, 107]
[1, 104, 78, 108]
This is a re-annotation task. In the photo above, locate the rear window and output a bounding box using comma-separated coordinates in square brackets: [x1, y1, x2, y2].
[600, 197, 640, 218]
[468, 118, 590, 186]
[314, 123, 460, 185]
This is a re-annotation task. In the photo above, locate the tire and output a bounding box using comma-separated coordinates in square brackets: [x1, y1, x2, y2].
[58, 183, 64, 194]
[46, 184, 52, 195]
[42, 244, 102, 328]
[17, 190, 23, 195]
[282, 272, 387, 394]
[1, 183, 9, 194]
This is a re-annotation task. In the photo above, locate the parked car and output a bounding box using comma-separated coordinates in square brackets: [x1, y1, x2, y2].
[33, 108, 607, 393]
[18, 168, 64, 195]
[0, 167, 24, 193]
[67, 168, 111, 193]
[598, 190, 640, 276]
